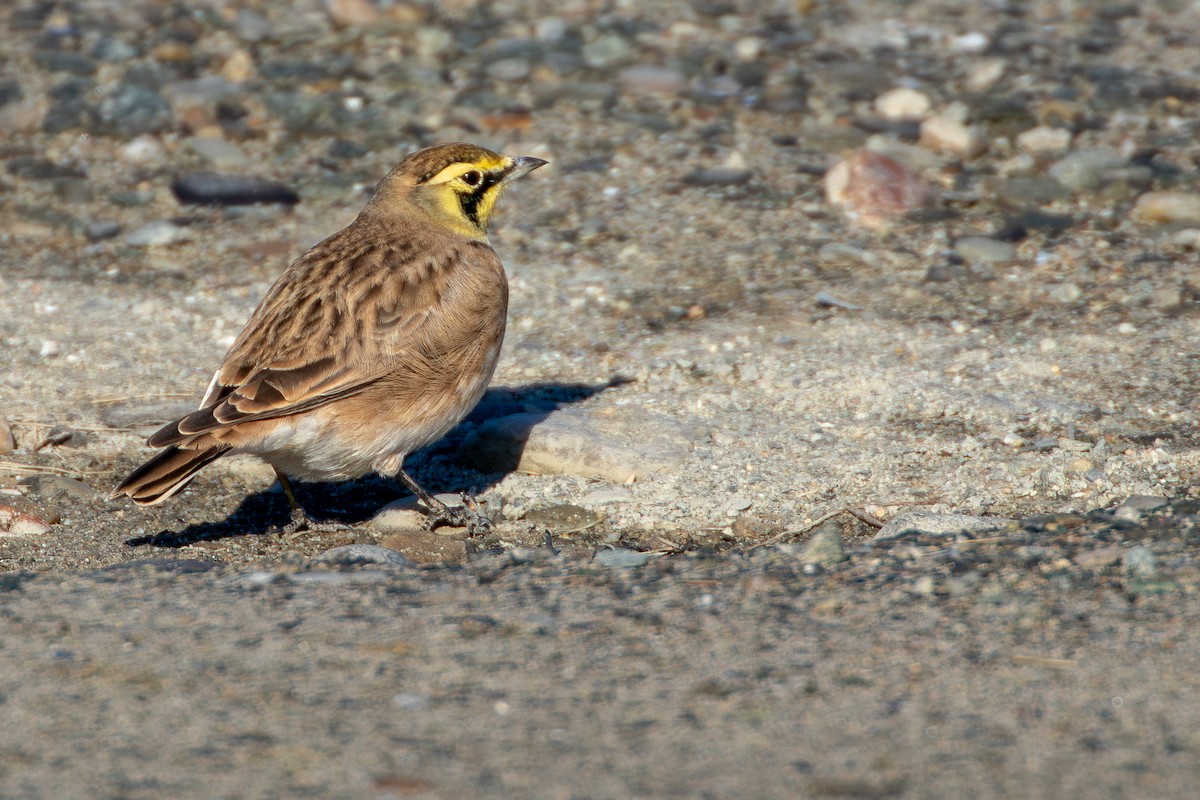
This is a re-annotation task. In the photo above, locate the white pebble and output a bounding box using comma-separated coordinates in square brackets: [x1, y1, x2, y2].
[875, 87, 931, 120]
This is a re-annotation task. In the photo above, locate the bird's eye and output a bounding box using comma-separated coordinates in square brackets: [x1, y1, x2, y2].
[461, 170, 482, 187]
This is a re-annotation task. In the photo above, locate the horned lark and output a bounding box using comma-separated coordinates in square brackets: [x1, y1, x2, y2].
[113, 143, 547, 535]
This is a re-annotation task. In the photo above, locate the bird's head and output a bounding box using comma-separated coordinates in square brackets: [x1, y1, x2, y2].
[370, 143, 547, 239]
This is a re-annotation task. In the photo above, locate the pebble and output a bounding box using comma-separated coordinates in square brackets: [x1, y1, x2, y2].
[874, 87, 931, 120]
[186, 137, 251, 169]
[801, 521, 846, 567]
[0, 506, 52, 537]
[372, 494, 462, 533]
[17, 475, 97, 501]
[86, 221, 122, 241]
[874, 511, 1014, 541]
[313, 544, 413, 568]
[1048, 149, 1125, 193]
[1132, 191, 1200, 224]
[125, 221, 191, 248]
[594, 548, 653, 568]
[1048, 283, 1082, 304]
[825, 148, 931, 231]
[1073, 544, 1121, 570]
[966, 58, 1006, 92]
[325, 0, 379, 27]
[682, 167, 753, 187]
[171, 172, 300, 206]
[618, 66, 686, 94]
[1016, 126, 1072, 155]
[98, 85, 173, 136]
[919, 115, 987, 158]
[6, 156, 85, 181]
[954, 236, 1016, 264]
[0, 417, 14, 454]
[234, 9, 273, 42]
[1122, 545, 1157, 580]
[489, 58, 531, 82]
[994, 176, 1071, 206]
[120, 135, 165, 164]
[457, 406, 696, 484]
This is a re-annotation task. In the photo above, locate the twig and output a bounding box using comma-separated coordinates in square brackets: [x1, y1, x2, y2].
[749, 509, 844, 550]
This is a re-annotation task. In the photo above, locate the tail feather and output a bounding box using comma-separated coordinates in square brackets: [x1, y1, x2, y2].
[112, 445, 230, 506]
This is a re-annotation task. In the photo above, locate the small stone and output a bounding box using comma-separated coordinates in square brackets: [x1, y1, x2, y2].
[617, 66, 686, 94]
[0, 415, 15, 453]
[966, 58, 1006, 92]
[6, 156, 86, 181]
[171, 172, 299, 206]
[825, 148, 932, 231]
[874, 511, 1013, 541]
[86, 221, 121, 241]
[1048, 149, 1125, 193]
[1132, 191, 1200, 224]
[234, 9, 273, 42]
[220, 49, 256, 83]
[993, 176, 1071, 206]
[949, 31, 989, 54]
[0, 506, 51, 537]
[17, 475, 97, 501]
[314, 544, 413, 568]
[98, 84, 173, 136]
[1119, 495, 1169, 513]
[1168, 228, 1200, 249]
[1048, 283, 1082, 304]
[919, 115, 987, 158]
[1072, 544, 1121, 570]
[1016, 126, 1072, 154]
[725, 495, 753, 514]
[801, 521, 846, 567]
[582, 33, 633, 69]
[120, 135, 165, 165]
[371, 495, 450, 532]
[186, 137, 250, 169]
[125, 221, 191, 248]
[1149, 285, 1182, 310]
[954, 236, 1016, 264]
[594, 548, 652, 568]
[457, 406, 696, 483]
[489, 58, 531, 82]
[874, 87, 931, 120]
[535, 17, 568, 42]
[1122, 545, 1157, 580]
[682, 167, 753, 187]
[325, 0, 379, 27]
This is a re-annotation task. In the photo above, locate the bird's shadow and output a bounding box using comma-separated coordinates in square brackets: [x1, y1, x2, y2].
[126, 378, 629, 548]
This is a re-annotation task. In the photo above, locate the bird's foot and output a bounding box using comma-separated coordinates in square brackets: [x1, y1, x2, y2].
[422, 492, 493, 537]
[279, 506, 346, 537]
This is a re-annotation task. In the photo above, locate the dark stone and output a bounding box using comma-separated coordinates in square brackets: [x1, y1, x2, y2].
[6, 156, 86, 181]
[97, 85, 174, 136]
[32, 49, 97, 76]
[171, 172, 300, 206]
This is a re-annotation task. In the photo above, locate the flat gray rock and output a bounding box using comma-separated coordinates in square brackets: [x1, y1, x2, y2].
[874, 511, 1015, 541]
[457, 406, 696, 483]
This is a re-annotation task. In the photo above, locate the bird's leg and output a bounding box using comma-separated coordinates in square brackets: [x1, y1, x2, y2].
[396, 467, 493, 537]
[275, 470, 344, 535]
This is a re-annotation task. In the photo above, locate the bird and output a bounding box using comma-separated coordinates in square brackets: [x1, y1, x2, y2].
[113, 142, 547, 536]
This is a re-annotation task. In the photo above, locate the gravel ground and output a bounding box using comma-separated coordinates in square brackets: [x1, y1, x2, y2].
[3, 0, 1200, 797]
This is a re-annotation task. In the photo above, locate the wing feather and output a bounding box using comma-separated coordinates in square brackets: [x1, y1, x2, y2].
[149, 231, 504, 448]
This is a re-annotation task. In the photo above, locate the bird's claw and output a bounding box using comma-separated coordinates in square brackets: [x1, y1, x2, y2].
[422, 492, 493, 537]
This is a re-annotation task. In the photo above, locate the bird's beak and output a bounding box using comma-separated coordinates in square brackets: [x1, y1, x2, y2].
[502, 156, 548, 182]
